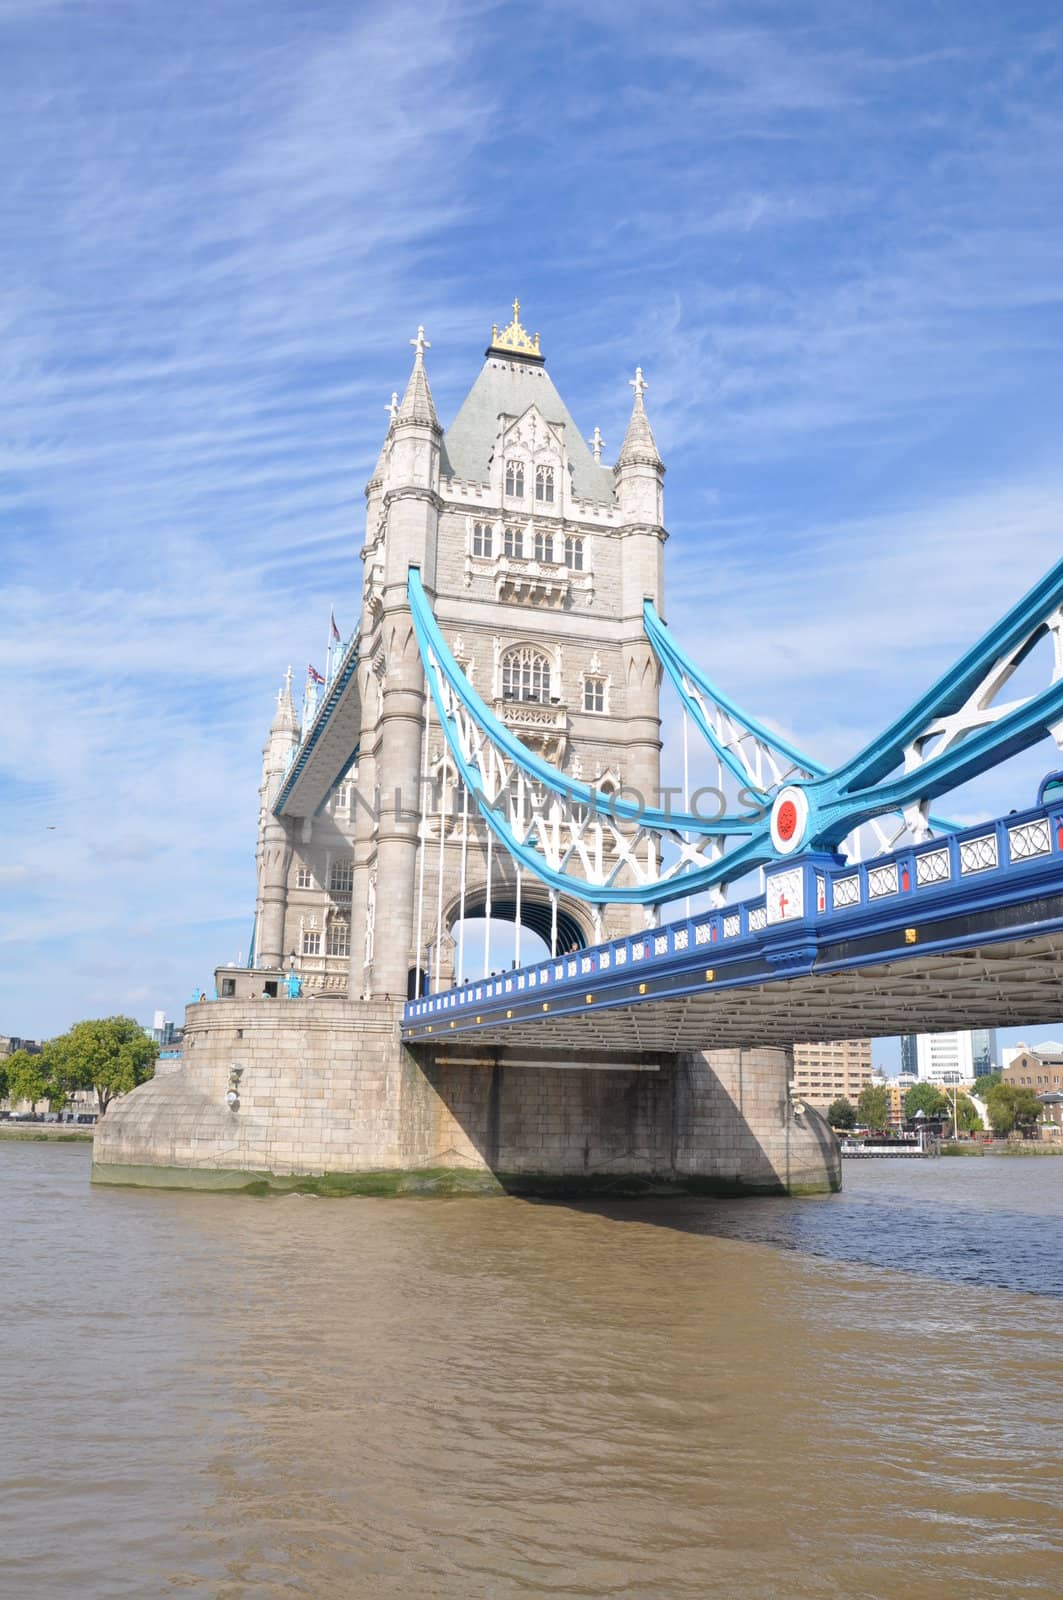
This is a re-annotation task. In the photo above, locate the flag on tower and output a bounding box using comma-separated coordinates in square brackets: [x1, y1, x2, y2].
[308, 663, 325, 685]
[329, 608, 341, 644]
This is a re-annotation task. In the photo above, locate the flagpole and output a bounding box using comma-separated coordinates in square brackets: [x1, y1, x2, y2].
[325, 604, 334, 685]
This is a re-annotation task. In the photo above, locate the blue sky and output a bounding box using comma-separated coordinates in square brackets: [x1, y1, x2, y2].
[2, 0, 1062, 1066]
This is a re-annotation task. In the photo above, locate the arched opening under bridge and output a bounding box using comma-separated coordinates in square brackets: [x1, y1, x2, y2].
[448, 885, 589, 985]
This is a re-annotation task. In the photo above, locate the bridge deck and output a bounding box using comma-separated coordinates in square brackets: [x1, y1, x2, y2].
[402, 800, 1063, 1052]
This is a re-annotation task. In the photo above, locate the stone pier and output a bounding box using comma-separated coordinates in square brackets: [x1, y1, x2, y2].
[92, 998, 839, 1195]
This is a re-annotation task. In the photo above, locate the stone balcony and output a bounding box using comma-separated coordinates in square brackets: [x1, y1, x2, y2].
[492, 696, 569, 763]
[494, 555, 570, 606]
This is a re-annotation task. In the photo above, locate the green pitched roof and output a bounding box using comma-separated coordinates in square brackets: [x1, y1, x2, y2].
[440, 356, 615, 506]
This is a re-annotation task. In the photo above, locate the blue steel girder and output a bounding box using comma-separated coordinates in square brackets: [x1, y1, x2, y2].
[408, 555, 1063, 910]
[402, 798, 1063, 1047]
[765, 555, 1063, 858]
[643, 600, 957, 856]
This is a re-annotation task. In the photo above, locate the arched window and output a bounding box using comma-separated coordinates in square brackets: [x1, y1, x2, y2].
[505, 460, 524, 497]
[533, 528, 553, 563]
[503, 524, 523, 559]
[501, 645, 551, 703]
[535, 465, 555, 504]
[326, 917, 351, 958]
[564, 535, 584, 571]
[473, 521, 492, 557]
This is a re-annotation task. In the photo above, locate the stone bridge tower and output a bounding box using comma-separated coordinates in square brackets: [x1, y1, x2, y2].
[254, 305, 669, 1002]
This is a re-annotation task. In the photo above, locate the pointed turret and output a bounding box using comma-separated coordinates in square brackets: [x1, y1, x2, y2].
[256, 667, 299, 970]
[614, 367, 666, 817]
[396, 326, 439, 428]
[269, 665, 299, 737]
[616, 367, 663, 469]
[383, 326, 442, 593]
[614, 366, 665, 531]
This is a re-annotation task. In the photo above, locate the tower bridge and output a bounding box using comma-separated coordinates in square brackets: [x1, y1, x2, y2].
[93, 306, 1063, 1197]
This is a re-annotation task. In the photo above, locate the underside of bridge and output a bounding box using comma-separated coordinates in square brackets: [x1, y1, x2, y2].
[414, 933, 1063, 1057]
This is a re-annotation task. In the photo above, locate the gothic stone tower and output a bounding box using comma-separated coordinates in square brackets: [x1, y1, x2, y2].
[253, 304, 668, 1001]
[91, 307, 839, 1200]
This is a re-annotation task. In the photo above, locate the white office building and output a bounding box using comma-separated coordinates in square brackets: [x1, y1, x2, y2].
[915, 1031, 975, 1085]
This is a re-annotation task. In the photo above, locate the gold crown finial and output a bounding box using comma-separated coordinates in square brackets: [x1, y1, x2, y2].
[488, 298, 542, 360]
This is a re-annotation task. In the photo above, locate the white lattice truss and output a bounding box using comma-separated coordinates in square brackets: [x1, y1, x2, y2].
[899, 605, 1063, 840]
[425, 646, 733, 906]
[662, 641, 948, 865]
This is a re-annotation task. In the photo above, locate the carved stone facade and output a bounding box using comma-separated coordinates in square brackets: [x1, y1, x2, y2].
[251, 311, 667, 998]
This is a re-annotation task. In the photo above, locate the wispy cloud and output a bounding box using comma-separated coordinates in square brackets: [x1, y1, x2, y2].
[1, 0, 1061, 1045]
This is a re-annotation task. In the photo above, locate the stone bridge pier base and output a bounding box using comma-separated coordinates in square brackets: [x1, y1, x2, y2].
[91, 1000, 840, 1197]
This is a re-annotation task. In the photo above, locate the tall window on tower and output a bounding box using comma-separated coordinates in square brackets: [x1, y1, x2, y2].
[504, 460, 524, 497]
[533, 528, 553, 563]
[501, 645, 551, 704]
[472, 521, 493, 557]
[329, 858, 354, 894]
[564, 535, 584, 571]
[503, 524, 523, 559]
[535, 465, 555, 504]
[583, 677, 606, 713]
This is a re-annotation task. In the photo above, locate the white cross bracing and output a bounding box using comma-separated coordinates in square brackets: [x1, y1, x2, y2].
[424, 645, 733, 903]
[901, 605, 1063, 836]
[663, 647, 944, 866]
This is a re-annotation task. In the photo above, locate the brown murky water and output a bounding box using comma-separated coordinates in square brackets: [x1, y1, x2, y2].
[1, 1143, 1061, 1598]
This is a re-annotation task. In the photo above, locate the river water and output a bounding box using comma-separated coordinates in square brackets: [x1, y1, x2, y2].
[1, 1144, 1061, 1599]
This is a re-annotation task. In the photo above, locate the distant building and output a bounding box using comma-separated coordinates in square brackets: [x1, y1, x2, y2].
[1038, 1092, 1063, 1139]
[970, 1028, 999, 1076]
[148, 1011, 182, 1048]
[1003, 1047, 1063, 1094]
[900, 1035, 918, 1076]
[792, 1039, 873, 1112]
[0, 1035, 42, 1056]
[915, 1031, 974, 1085]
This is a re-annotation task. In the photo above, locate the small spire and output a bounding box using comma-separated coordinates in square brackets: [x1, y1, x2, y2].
[589, 426, 605, 463]
[616, 365, 662, 469]
[396, 324, 439, 426]
[270, 665, 298, 734]
[385, 391, 399, 425]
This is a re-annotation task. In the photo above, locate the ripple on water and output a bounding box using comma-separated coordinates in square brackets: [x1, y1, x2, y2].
[0, 1144, 1060, 1598]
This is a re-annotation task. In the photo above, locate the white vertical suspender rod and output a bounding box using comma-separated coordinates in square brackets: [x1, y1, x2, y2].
[683, 707, 691, 919]
[484, 828, 493, 976]
[550, 890, 558, 958]
[456, 782, 469, 987]
[433, 738, 448, 993]
[414, 689, 432, 998]
[514, 868, 522, 969]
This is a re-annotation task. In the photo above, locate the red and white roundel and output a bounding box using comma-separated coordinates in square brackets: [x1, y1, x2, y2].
[770, 784, 809, 855]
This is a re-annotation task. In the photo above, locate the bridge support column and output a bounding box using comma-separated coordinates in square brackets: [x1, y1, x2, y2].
[674, 1045, 840, 1195]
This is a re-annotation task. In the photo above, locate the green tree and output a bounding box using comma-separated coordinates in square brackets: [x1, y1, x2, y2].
[857, 1082, 891, 1132]
[972, 1071, 1001, 1099]
[828, 1096, 857, 1130]
[5, 1049, 60, 1113]
[45, 1017, 157, 1116]
[904, 1082, 948, 1120]
[984, 1081, 1042, 1137]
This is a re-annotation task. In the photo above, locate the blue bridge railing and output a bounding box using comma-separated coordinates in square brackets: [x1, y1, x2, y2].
[402, 796, 1063, 1039]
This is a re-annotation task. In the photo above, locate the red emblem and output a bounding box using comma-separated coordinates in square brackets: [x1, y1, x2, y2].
[776, 799, 799, 843]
